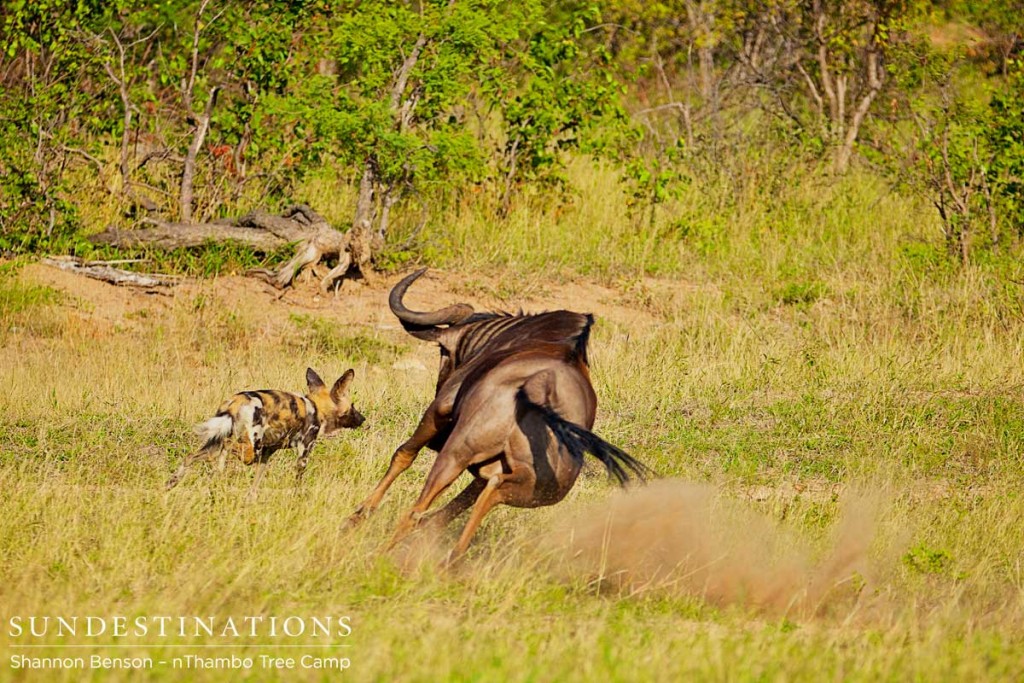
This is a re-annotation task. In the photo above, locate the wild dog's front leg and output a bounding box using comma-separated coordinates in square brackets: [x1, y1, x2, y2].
[246, 445, 273, 502]
[295, 441, 313, 484]
[247, 459, 268, 502]
[347, 397, 452, 526]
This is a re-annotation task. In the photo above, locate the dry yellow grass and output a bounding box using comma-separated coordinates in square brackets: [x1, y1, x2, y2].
[2, 160, 1024, 680]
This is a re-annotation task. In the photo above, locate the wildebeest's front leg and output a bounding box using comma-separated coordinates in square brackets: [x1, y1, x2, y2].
[347, 394, 453, 526]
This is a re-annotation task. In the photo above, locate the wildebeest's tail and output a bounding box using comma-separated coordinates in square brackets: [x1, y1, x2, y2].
[573, 314, 594, 366]
[517, 388, 654, 486]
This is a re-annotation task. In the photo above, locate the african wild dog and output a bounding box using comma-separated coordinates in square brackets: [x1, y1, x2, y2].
[165, 368, 365, 496]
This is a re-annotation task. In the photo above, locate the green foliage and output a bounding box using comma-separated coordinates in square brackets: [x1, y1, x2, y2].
[939, 0, 1024, 74]
[0, 269, 60, 317]
[898, 240, 951, 275]
[0, 0, 635, 254]
[0, 261, 63, 341]
[622, 139, 688, 228]
[0, 0, 1021, 277]
[500, 5, 629, 190]
[775, 281, 827, 307]
[0, 0, 98, 251]
[987, 59, 1024, 233]
[903, 543, 954, 575]
[880, 42, 1023, 264]
[80, 241, 296, 278]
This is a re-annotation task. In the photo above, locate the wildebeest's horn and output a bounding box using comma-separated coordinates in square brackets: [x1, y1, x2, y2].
[389, 268, 475, 326]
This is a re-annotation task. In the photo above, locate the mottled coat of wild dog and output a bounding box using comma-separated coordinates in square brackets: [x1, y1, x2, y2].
[165, 368, 365, 496]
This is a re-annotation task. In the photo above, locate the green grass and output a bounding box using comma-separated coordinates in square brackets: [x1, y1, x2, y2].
[0, 262, 64, 342]
[288, 314, 407, 364]
[0, 265, 60, 316]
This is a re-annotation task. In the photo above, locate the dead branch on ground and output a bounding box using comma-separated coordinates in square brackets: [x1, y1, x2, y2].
[88, 204, 354, 292]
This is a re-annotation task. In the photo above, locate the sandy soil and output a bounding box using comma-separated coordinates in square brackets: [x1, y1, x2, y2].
[20, 262, 660, 334]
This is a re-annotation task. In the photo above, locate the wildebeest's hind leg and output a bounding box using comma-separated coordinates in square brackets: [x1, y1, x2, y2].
[348, 399, 450, 526]
[419, 478, 488, 531]
[448, 476, 502, 561]
[447, 458, 534, 562]
[386, 445, 470, 550]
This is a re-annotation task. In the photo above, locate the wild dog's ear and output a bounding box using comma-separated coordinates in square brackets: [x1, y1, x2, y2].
[331, 369, 355, 402]
[306, 368, 326, 392]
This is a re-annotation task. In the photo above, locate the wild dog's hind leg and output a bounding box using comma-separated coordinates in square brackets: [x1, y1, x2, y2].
[235, 402, 264, 466]
[247, 453, 269, 502]
[240, 401, 268, 501]
[165, 446, 217, 490]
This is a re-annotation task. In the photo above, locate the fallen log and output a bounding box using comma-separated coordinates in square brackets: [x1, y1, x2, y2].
[87, 204, 355, 292]
[89, 222, 288, 250]
[42, 256, 180, 288]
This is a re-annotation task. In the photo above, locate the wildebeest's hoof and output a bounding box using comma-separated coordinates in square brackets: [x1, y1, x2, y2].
[344, 506, 368, 528]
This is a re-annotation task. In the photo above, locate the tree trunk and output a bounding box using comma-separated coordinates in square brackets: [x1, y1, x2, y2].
[835, 47, 883, 173]
[348, 162, 377, 274]
[180, 86, 219, 222]
[345, 31, 430, 272]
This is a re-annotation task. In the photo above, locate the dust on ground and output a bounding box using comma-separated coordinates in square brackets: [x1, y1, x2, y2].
[545, 479, 884, 618]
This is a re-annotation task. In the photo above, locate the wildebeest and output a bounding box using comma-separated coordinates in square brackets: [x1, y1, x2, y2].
[348, 269, 652, 559]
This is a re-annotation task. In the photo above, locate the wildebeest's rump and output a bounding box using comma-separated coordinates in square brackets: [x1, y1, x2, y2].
[348, 268, 653, 560]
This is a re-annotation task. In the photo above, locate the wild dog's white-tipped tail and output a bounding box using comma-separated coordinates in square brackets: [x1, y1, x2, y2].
[194, 414, 233, 444]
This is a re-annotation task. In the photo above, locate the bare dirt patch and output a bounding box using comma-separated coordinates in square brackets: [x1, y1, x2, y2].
[20, 262, 661, 335]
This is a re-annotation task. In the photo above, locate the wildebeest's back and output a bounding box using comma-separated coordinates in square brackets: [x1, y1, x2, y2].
[448, 310, 593, 369]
